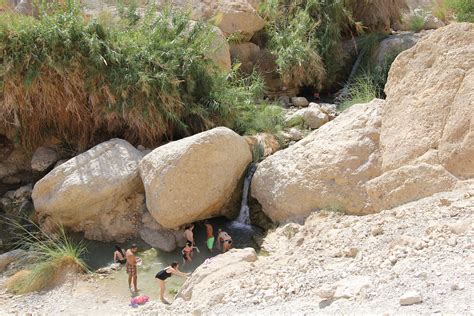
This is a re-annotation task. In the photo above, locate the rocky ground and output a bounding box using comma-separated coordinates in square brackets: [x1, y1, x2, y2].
[1, 180, 472, 315]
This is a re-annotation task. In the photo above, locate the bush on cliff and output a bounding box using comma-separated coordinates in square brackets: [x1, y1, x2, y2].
[258, 0, 407, 90]
[0, 1, 272, 150]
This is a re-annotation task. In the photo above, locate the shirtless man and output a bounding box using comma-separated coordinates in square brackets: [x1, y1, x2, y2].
[217, 229, 232, 253]
[183, 224, 195, 246]
[126, 244, 139, 292]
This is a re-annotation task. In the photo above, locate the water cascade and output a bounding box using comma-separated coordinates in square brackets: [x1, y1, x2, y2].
[233, 163, 258, 228]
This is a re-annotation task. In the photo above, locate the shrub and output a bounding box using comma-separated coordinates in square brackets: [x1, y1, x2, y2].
[445, 0, 474, 22]
[0, 1, 263, 151]
[5, 220, 88, 294]
[409, 13, 426, 32]
[339, 72, 378, 111]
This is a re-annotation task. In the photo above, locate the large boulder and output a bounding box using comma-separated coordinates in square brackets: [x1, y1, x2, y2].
[230, 42, 260, 73]
[374, 32, 423, 68]
[139, 127, 252, 229]
[251, 99, 383, 223]
[382, 23, 474, 178]
[32, 139, 145, 242]
[286, 103, 330, 130]
[160, 0, 264, 41]
[177, 248, 257, 301]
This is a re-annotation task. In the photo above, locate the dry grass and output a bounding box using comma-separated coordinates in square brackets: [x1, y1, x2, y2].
[346, 0, 408, 32]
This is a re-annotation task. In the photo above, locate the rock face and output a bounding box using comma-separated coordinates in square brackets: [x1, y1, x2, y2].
[367, 163, 458, 210]
[32, 139, 145, 242]
[139, 127, 251, 229]
[177, 248, 257, 302]
[139, 212, 186, 252]
[382, 23, 474, 178]
[253, 24, 472, 222]
[252, 99, 383, 222]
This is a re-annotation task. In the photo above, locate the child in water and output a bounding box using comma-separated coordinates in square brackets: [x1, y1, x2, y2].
[181, 241, 199, 265]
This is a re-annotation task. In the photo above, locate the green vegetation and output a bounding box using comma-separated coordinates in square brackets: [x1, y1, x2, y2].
[338, 32, 397, 111]
[0, 1, 278, 151]
[446, 0, 474, 22]
[339, 72, 378, 110]
[409, 13, 426, 32]
[258, 0, 407, 90]
[5, 220, 87, 294]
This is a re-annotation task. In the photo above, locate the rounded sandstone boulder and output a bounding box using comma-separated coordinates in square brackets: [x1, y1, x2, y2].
[32, 139, 145, 242]
[139, 127, 252, 229]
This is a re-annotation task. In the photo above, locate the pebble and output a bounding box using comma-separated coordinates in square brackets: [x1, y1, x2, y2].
[447, 237, 457, 246]
[400, 290, 423, 306]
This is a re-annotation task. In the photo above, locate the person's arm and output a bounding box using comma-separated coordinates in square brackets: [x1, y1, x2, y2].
[114, 252, 117, 263]
[169, 268, 189, 277]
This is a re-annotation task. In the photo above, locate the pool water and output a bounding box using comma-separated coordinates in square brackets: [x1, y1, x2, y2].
[79, 217, 263, 301]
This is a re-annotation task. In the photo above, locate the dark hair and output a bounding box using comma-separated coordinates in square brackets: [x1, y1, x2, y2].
[171, 261, 178, 268]
[185, 224, 194, 230]
[186, 241, 193, 247]
[115, 245, 124, 256]
[131, 243, 137, 249]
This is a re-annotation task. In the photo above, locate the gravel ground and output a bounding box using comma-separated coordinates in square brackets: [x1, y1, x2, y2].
[1, 181, 473, 315]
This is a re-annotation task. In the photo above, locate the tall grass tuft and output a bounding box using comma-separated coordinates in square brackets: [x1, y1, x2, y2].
[4, 219, 88, 294]
[339, 72, 378, 111]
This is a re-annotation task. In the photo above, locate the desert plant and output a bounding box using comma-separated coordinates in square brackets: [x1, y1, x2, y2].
[409, 13, 426, 32]
[445, 0, 474, 22]
[345, 0, 408, 32]
[4, 219, 88, 294]
[251, 141, 265, 163]
[433, 0, 450, 21]
[339, 71, 379, 110]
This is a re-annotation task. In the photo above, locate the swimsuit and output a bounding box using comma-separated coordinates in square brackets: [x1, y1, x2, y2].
[207, 237, 215, 250]
[156, 269, 172, 281]
[182, 248, 192, 260]
[126, 263, 137, 276]
[118, 259, 126, 264]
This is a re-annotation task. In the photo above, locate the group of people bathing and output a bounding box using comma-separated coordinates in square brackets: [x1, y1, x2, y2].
[112, 220, 233, 303]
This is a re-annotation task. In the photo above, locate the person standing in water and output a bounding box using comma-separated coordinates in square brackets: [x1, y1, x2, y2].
[126, 244, 139, 292]
[113, 245, 126, 264]
[155, 261, 189, 304]
[204, 220, 214, 253]
[181, 241, 194, 265]
[184, 224, 195, 246]
[217, 229, 233, 253]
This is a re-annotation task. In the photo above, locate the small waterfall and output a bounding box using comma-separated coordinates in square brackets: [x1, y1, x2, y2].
[234, 163, 258, 227]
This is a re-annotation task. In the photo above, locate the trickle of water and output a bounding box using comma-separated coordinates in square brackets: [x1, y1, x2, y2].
[235, 163, 258, 226]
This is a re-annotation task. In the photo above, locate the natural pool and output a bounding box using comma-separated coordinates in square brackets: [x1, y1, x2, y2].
[79, 217, 263, 301]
